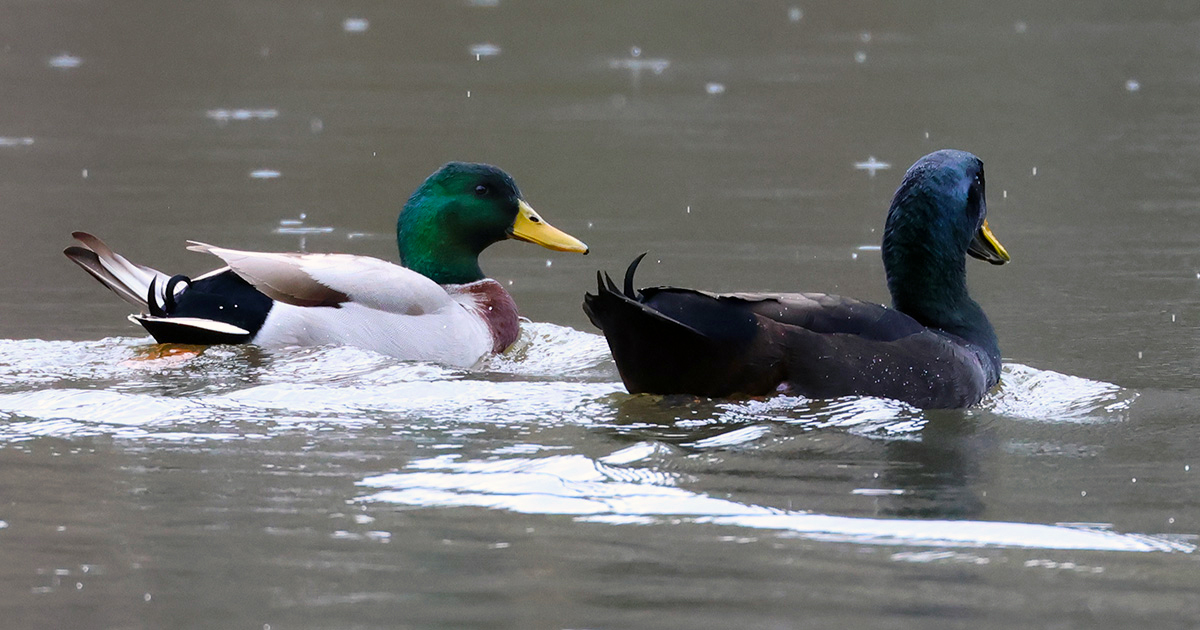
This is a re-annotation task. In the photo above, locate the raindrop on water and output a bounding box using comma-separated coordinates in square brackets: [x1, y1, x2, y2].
[1125, 79, 1141, 92]
[469, 43, 501, 58]
[342, 18, 369, 33]
[854, 51, 867, 63]
[48, 53, 82, 69]
[788, 7, 803, 22]
[854, 156, 891, 177]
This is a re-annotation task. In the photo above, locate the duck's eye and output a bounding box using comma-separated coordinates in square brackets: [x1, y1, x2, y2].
[475, 185, 489, 196]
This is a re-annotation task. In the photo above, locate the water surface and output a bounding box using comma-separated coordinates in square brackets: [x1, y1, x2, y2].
[2, 1, 1200, 628]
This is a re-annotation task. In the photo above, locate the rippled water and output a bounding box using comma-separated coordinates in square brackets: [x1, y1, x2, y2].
[1, 325, 1196, 626]
[6, 0, 1200, 627]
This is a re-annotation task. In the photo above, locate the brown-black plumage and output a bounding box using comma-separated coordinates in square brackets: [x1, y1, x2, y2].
[584, 150, 1011, 409]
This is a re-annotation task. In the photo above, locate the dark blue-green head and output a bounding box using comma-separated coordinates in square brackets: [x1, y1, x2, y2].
[881, 150, 1010, 356]
[397, 162, 588, 285]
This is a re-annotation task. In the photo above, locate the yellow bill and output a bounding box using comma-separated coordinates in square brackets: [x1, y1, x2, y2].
[967, 219, 1010, 265]
[508, 200, 589, 254]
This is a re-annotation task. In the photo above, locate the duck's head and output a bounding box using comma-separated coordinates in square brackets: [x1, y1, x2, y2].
[397, 162, 589, 285]
[882, 150, 1009, 336]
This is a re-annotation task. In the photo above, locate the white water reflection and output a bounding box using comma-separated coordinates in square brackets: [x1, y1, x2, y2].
[48, 53, 82, 69]
[342, 18, 369, 33]
[358, 450, 1193, 553]
[0, 333, 1141, 444]
[206, 108, 278, 122]
[0, 325, 620, 442]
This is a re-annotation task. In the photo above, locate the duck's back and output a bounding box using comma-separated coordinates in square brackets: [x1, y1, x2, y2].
[586, 281, 998, 408]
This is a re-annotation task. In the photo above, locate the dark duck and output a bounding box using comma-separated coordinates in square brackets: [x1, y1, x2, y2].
[583, 149, 1010, 409]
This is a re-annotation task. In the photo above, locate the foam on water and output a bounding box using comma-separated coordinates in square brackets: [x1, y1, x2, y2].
[983, 362, 1137, 422]
[0, 329, 1181, 553]
[0, 332, 1140, 443]
[0, 325, 621, 441]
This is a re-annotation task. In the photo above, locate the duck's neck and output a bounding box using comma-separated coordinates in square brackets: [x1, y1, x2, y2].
[884, 248, 999, 359]
[396, 217, 488, 285]
[399, 245, 485, 285]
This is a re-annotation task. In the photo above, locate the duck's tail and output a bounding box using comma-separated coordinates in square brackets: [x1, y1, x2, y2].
[583, 254, 777, 397]
[64, 231, 171, 310]
[64, 232, 256, 344]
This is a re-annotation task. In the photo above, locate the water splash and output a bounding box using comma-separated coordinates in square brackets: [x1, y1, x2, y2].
[0, 333, 1136, 444]
[854, 156, 891, 176]
[0, 326, 622, 442]
[469, 43, 501, 58]
[982, 363, 1136, 422]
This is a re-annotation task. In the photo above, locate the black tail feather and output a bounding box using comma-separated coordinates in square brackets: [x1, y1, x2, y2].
[603, 272, 619, 295]
[147, 277, 163, 317]
[623, 252, 647, 298]
[164, 275, 191, 312]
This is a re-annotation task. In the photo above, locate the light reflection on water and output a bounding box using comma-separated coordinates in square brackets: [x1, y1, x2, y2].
[0, 324, 1138, 441]
[356, 450, 1192, 553]
[0, 322, 1169, 555]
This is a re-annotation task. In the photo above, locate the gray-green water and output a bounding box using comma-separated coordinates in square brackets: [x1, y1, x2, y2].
[2, 1, 1200, 628]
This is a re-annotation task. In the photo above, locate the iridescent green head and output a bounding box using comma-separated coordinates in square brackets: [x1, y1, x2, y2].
[397, 162, 588, 285]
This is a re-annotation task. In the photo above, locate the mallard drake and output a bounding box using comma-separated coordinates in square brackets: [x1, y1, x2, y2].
[583, 149, 1009, 409]
[66, 162, 589, 366]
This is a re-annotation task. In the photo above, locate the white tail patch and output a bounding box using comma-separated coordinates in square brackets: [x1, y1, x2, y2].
[129, 315, 250, 336]
[71, 232, 170, 307]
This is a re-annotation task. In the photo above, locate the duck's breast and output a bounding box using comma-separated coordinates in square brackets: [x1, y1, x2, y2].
[448, 279, 520, 354]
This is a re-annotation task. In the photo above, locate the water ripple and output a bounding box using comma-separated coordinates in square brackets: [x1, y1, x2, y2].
[358, 451, 1192, 553]
[983, 363, 1137, 422]
[0, 334, 1140, 444]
